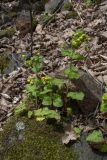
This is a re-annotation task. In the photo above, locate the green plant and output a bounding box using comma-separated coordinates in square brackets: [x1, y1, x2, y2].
[86, 130, 104, 143]
[15, 101, 27, 115]
[84, 0, 100, 5]
[26, 75, 65, 121]
[74, 127, 82, 137]
[100, 92, 107, 112]
[16, 49, 85, 122]
[71, 30, 88, 49]
[25, 54, 43, 72]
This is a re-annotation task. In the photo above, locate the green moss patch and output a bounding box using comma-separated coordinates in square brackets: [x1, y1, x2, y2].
[0, 117, 78, 160]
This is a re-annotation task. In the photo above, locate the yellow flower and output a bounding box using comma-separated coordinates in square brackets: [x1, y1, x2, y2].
[41, 76, 52, 82]
[27, 76, 34, 84]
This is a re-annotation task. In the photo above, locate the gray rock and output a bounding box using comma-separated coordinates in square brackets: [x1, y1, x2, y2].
[55, 69, 102, 114]
[73, 70, 102, 114]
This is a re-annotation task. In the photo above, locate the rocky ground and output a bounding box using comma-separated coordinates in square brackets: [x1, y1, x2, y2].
[0, 0, 107, 136]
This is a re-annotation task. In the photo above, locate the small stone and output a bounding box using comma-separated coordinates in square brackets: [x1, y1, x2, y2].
[16, 122, 25, 131]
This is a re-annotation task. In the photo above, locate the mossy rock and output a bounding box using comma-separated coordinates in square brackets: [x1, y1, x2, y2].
[0, 116, 78, 160]
[0, 27, 15, 38]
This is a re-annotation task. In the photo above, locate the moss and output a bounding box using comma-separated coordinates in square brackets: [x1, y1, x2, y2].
[0, 50, 11, 74]
[0, 27, 15, 38]
[0, 116, 78, 160]
[100, 144, 107, 153]
[66, 11, 78, 19]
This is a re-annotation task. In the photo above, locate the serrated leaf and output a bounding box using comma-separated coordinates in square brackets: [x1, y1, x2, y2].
[28, 111, 33, 119]
[64, 67, 80, 79]
[67, 92, 84, 100]
[53, 94, 63, 107]
[42, 96, 52, 106]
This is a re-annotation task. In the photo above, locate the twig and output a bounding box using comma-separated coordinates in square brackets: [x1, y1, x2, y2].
[100, 55, 107, 61]
[28, 0, 33, 56]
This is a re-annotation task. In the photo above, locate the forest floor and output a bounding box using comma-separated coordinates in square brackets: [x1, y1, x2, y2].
[0, 0, 107, 146]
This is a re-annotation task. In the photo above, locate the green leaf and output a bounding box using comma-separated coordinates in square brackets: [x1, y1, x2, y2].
[40, 88, 52, 95]
[86, 130, 104, 143]
[100, 103, 107, 113]
[52, 78, 65, 88]
[67, 92, 84, 100]
[67, 107, 73, 116]
[26, 55, 43, 73]
[74, 127, 81, 137]
[26, 84, 39, 97]
[47, 111, 60, 120]
[102, 93, 107, 101]
[28, 111, 33, 119]
[32, 63, 42, 73]
[36, 117, 45, 121]
[34, 107, 49, 117]
[34, 107, 60, 121]
[61, 49, 85, 60]
[42, 96, 52, 106]
[15, 102, 27, 115]
[53, 94, 63, 107]
[100, 93, 107, 112]
[64, 67, 80, 79]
